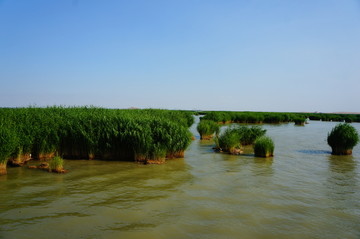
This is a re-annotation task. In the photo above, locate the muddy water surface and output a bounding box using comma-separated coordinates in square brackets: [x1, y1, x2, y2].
[1, 118, 360, 239]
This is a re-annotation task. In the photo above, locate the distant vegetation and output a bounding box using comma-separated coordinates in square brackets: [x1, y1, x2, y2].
[200, 111, 360, 124]
[202, 111, 295, 124]
[308, 113, 360, 123]
[327, 123, 359, 155]
[0, 107, 194, 175]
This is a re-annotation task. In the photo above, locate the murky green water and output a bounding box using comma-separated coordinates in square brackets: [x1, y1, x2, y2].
[1, 118, 360, 239]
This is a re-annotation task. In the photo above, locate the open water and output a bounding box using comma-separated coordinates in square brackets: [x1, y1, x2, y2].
[1, 117, 360, 239]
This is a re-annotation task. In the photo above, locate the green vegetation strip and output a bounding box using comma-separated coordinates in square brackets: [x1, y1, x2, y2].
[0, 107, 194, 174]
[200, 111, 360, 124]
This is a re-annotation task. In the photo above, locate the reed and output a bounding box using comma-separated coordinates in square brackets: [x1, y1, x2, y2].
[254, 136, 274, 158]
[306, 113, 360, 122]
[214, 125, 267, 154]
[201, 111, 360, 124]
[215, 127, 242, 154]
[197, 120, 220, 140]
[238, 126, 266, 145]
[327, 123, 359, 155]
[0, 125, 18, 175]
[202, 111, 292, 124]
[0, 106, 193, 168]
[49, 156, 65, 173]
[293, 117, 306, 126]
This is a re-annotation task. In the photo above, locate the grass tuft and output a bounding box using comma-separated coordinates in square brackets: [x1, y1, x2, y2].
[197, 120, 220, 140]
[215, 125, 266, 154]
[49, 156, 65, 173]
[254, 136, 274, 158]
[327, 123, 359, 155]
[293, 117, 306, 126]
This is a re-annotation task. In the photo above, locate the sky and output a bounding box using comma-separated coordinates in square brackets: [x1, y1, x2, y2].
[0, 0, 360, 112]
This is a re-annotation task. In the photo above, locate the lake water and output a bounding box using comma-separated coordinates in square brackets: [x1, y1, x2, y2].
[1, 117, 360, 239]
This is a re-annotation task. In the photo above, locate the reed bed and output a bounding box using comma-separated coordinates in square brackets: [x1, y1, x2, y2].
[0, 107, 194, 174]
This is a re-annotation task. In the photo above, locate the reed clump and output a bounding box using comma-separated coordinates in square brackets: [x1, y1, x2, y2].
[254, 136, 274, 158]
[215, 126, 242, 154]
[327, 123, 359, 155]
[197, 120, 220, 140]
[49, 156, 66, 173]
[293, 117, 306, 126]
[214, 126, 266, 154]
[238, 126, 266, 145]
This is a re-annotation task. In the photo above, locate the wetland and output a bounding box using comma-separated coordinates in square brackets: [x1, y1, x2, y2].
[1, 117, 360, 239]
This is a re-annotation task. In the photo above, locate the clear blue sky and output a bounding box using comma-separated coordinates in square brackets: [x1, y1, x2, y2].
[1, 0, 359, 112]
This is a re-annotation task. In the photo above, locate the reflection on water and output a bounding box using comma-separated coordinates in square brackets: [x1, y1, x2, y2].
[328, 155, 357, 174]
[324, 155, 360, 238]
[297, 149, 331, 155]
[253, 157, 274, 177]
[326, 155, 358, 202]
[1, 120, 360, 239]
[0, 160, 193, 238]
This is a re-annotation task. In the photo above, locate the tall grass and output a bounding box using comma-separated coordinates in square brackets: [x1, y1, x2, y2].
[197, 120, 220, 140]
[215, 126, 242, 154]
[238, 126, 266, 145]
[0, 124, 18, 175]
[327, 123, 359, 155]
[0, 107, 194, 171]
[254, 136, 274, 158]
